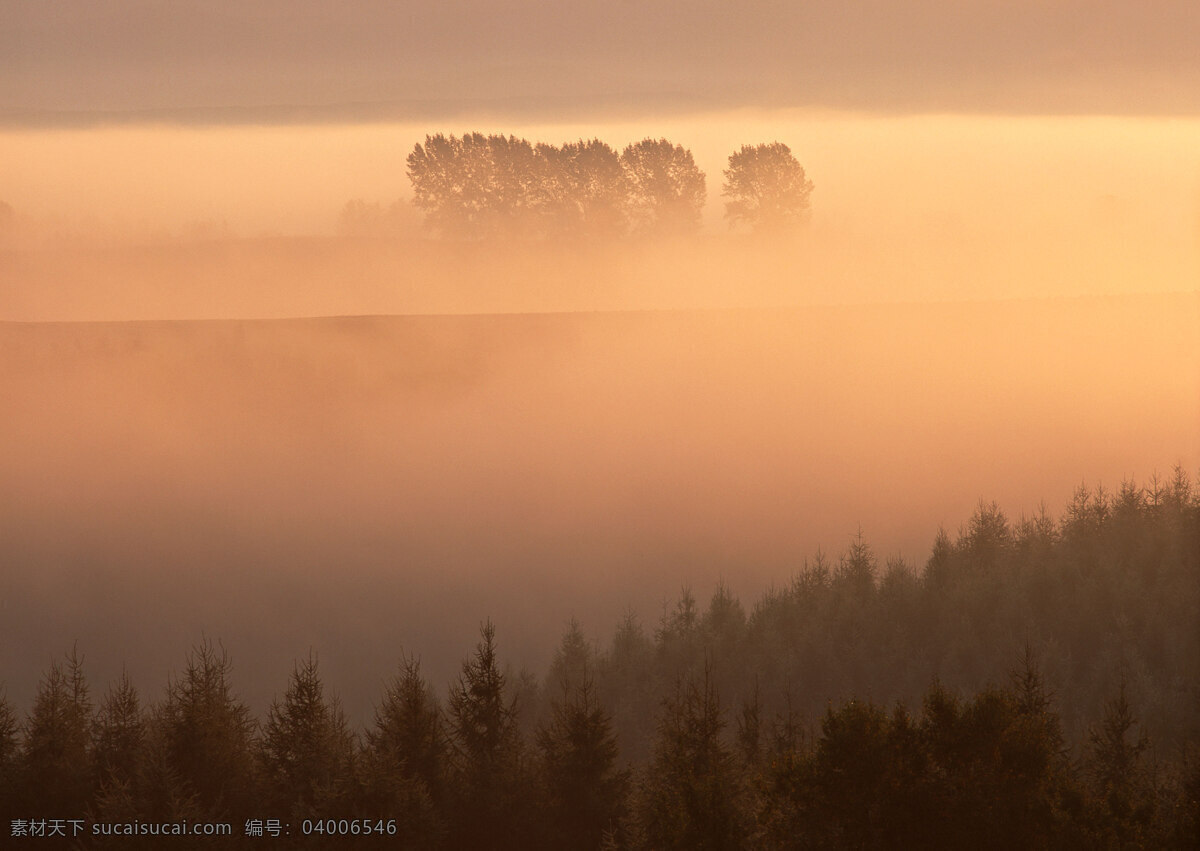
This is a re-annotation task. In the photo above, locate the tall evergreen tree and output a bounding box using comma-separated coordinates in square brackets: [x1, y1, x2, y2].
[447, 621, 527, 849]
[599, 612, 657, 764]
[159, 640, 257, 819]
[19, 648, 94, 816]
[259, 653, 355, 819]
[538, 675, 628, 849]
[88, 672, 159, 847]
[362, 654, 446, 846]
[92, 671, 145, 790]
[1087, 679, 1155, 846]
[546, 618, 593, 697]
[637, 667, 749, 850]
[0, 689, 19, 815]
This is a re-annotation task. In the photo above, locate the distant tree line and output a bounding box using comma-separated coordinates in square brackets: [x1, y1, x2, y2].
[1, 470, 1197, 847]
[404, 134, 813, 240]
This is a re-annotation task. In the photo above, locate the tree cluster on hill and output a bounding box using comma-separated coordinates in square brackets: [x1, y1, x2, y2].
[1, 470, 1196, 847]
[404, 134, 813, 240]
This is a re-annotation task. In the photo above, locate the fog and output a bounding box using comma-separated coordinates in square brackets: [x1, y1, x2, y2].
[1, 111, 1199, 722]
[2, 296, 1197, 721]
[2, 114, 1198, 320]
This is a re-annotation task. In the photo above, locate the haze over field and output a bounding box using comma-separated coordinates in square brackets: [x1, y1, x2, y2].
[2, 295, 1197, 720]
[2, 114, 1198, 320]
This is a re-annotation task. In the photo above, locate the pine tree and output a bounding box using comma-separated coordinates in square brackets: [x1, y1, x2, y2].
[19, 648, 95, 815]
[1087, 679, 1155, 845]
[89, 672, 160, 848]
[93, 670, 146, 791]
[637, 667, 749, 850]
[546, 618, 593, 697]
[362, 654, 446, 846]
[834, 530, 877, 599]
[1010, 645, 1065, 754]
[805, 697, 899, 849]
[259, 653, 355, 818]
[0, 689, 19, 815]
[92, 667, 146, 801]
[735, 682, 762, 769]
[599, 611, 657, 764]
[447, 621, 527, 848]
[538, 675, 628, 849]
[159, 640, 257, 819]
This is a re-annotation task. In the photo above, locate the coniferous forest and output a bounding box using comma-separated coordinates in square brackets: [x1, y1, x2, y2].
[1, 472, 1197, 848]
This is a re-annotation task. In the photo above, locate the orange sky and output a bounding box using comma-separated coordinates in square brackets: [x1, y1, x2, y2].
[4, 1, 1200, 121]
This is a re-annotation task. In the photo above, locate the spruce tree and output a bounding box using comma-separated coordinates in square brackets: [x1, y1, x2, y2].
[0, 689, 19, 815]
[19, 648, 94, 815]
[637, 667, 748, 850]
[362, 654, 446, 846]
[447, 621, 527, 848]
[538, 676, 628, 849]
[93, 670, 146, 792]
[159, 640, 257, 819]
[1087, 680, 1155, 845]
[259, 653, 355, 818]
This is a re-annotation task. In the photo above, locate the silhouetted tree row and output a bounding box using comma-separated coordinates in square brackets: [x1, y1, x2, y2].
[2, 470, 1197, 847]
[405, 134, 812, 240]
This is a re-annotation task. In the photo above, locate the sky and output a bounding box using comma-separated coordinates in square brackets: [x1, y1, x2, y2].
[3, 1, 1200, 124]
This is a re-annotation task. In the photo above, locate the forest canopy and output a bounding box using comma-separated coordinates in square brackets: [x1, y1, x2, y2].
[2, 471, 1197, 847]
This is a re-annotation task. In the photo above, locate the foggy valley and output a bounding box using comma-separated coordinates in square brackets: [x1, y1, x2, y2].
[1, 293, 1195, 722]
[2, 2, 1200, 844]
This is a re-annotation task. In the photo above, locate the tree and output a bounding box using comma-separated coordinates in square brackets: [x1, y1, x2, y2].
[0, 689, 20, 815]
[636, 667, 749, 849]
[541, 139, 629, 239]
[834, 530, 878, 599]
[620, 138, 707, 236]
[362, 654, 447, 845]
[259, 653, 355, 818]
[546, 619, 593, 698]
[1087, 679, 1155, 845]
[919, 682, 1081, 848]
[158, 640, 257, 818]
[538, 676, 629, 849]
[93, 670, 146, 793]
[407, 133, 542, 239]
[19, 648, 95, 816]
[598, 611, 657, 765]
[722, 143, 813, 233]
[446, 621, 528, 847]
[89, 672, 157, 844]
